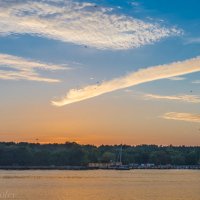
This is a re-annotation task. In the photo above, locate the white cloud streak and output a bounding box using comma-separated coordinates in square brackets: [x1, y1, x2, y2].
[144, 94, 200, 103]
[167, 76, 186, 81]
[0, 53, 66, 82]
[52, 56, 200, 106]
[185, 37, 200, 45]
[163, 112, 200, 123]
[0, 0, 181, 50]
[192, 80, 200, 84]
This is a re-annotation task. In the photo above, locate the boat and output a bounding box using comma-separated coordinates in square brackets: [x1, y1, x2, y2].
[114, 145, 130, 170]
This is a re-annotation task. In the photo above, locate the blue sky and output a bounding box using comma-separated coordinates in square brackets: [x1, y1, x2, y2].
[0, 0, 200, 145]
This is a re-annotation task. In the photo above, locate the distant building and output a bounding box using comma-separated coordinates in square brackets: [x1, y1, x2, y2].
[88, 162, 122, 168]
[140, 163, 155, 168]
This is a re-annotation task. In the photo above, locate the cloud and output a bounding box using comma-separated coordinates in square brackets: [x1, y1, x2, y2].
[124, 89, 133, 93]
[144, 94, 200, 103]
[162, 112, 200, 123]
[130, 1, 140, 7]
[167, 76, 186, 81]
[0, 0, 181, 50]
[0, 53, 67, 82]
[192, 80, 200, 84]
[184, 37, 200, 45]
[52, 56, 200, 106]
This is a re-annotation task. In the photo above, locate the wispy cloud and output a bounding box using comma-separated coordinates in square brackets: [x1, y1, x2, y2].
[0, 0, 181, 50]
[184, 37, 200, 45]
[163, 112, 200, 123]
[52, 56, 200, 106]
[130, 1, 140, 7]
[144, 94, 200, 103]
[167, 76, 186, 81]
[0, 54, 66, 82]
[192, 80, 200, 84]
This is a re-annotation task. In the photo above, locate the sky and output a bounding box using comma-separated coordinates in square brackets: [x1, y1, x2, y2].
[0, 0, 200, 145]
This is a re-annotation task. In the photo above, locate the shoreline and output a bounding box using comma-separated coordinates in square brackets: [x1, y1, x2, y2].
[0, 165, 200, 170]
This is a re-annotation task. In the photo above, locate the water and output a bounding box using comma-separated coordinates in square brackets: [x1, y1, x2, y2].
[0, 170, 199, 200]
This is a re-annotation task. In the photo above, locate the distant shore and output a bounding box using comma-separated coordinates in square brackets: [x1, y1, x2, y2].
[0, 165, 200, 170]
[0, 142, 200, 168]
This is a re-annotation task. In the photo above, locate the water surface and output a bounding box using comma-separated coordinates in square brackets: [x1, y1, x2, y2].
[0, 170, 199, 200]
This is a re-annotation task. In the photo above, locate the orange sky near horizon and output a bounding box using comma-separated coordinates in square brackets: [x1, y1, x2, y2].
[1, 91, 200, 146]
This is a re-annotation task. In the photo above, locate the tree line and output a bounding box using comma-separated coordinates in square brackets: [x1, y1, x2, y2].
[0, 142, 199, 166]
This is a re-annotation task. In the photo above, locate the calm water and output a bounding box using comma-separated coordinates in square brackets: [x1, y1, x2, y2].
[0, 170, 199, 200]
